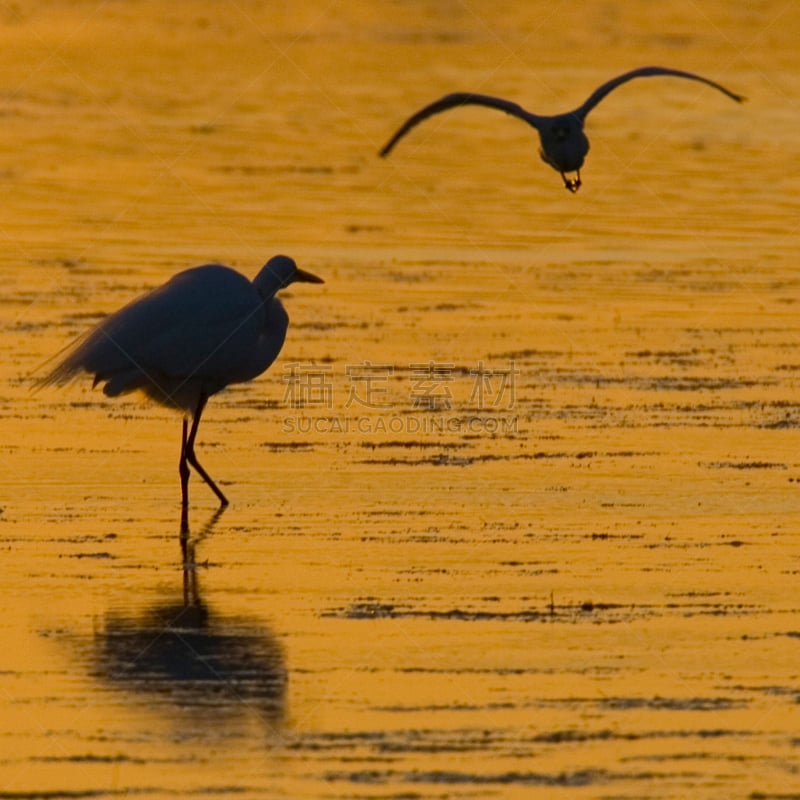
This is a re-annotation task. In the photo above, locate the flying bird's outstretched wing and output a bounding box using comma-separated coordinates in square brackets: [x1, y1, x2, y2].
[379, 92, 542, 157]
[573, 66, 745, 121]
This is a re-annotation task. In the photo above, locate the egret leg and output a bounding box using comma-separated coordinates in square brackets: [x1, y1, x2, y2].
[179, 417, 191, 519]
[185, 392, 229, 507]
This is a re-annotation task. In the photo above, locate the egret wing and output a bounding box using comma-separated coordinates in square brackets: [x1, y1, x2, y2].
[379, 93, 541, 156]
[137, 269, 265, 381]
[40, 265, 264, 388]
[573, 66, 744, 120]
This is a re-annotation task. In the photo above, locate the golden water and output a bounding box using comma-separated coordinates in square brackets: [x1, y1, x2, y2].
[2, 1, 800, 797]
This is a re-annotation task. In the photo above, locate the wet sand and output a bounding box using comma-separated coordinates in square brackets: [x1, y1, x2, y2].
[2, 2, 800, 798]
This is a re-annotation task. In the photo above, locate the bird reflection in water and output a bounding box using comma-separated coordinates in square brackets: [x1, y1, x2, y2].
[93, 509, 287, 732]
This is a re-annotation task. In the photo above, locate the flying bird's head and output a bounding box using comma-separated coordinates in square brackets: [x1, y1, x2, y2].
[536, 114, 589, 193]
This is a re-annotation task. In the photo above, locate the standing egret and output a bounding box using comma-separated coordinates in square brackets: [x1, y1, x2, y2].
[379, 66, 744, 192]
[38, 255, 323, 511]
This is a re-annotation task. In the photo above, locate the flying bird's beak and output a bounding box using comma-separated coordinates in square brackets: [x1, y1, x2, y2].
[295, 268, 324, 284]
[562, 171, 581, 193]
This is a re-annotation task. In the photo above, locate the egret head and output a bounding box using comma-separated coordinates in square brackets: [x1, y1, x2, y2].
[255, 255, 324, 298]
[537, 114, 589, 192]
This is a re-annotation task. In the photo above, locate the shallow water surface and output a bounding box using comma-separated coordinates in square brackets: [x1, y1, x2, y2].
[2, 2, 800, 798]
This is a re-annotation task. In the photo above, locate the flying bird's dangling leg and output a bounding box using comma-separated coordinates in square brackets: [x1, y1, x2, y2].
[562, 170, 581, 193]
[184, 392, 229, 508]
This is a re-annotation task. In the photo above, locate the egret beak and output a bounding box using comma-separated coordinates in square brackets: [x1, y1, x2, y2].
[295, 268, 324, 284]
[562, 171, 581, 193]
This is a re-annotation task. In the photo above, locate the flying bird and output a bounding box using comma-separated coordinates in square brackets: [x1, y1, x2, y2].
[379, 66, 744, 192]
[38, 255, 323, 510]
